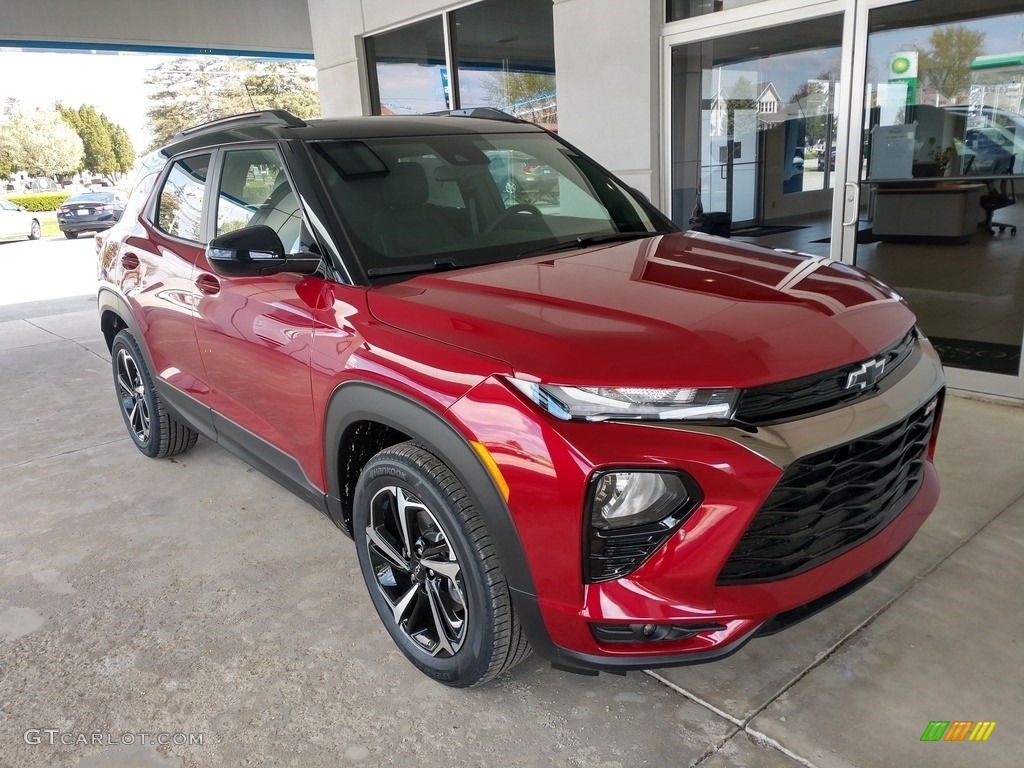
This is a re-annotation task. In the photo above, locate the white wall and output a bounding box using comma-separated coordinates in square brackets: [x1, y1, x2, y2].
[2, 0, 313, 55]
[307, 0, 662, 205]
[552, 0, 661, 205]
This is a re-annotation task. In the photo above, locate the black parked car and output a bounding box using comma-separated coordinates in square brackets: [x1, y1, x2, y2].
[57, 191, 127, 239]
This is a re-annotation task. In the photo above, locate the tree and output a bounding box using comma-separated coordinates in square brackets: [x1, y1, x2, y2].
[481, 71, 556, 122]
[104, 118, 136, 177]
[145, 58, 321, 149]
[0, 106, 84, 178]
[919, 25, 986, 105]
[57, 104, 110, 174]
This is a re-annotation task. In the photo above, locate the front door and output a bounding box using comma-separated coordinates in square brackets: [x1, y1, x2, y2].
[191, 146, 322, 490]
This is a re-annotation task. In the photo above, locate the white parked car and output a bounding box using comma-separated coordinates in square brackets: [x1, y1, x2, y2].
[0, 198, 42, 241]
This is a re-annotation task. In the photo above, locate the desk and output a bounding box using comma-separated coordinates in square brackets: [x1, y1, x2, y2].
[872, 183, 985, 244]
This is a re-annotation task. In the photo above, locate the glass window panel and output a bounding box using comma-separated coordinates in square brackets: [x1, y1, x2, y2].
[856, 0, 1024, 378]
[667, 0, 764, 22]
[155, 154, 211, 242]
[453, 0, 556, 128]
[368, 17, 448, 115]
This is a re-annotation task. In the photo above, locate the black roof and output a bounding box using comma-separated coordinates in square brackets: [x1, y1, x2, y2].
[163, 111, 547, 156]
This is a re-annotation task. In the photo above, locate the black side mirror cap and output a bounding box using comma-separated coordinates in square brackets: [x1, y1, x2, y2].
[206, 225, 320, 277]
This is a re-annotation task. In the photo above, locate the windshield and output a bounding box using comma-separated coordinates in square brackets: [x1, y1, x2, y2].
[308, 131, 676, 278]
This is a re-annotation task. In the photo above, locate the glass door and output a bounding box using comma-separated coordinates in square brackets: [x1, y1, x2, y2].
[840, 0, 1024, 399]
[665, 0, 1024, 400]
[665, 2, 850, 246]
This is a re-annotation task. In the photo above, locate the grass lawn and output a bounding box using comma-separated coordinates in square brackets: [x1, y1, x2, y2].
[41, 217, 61, 238]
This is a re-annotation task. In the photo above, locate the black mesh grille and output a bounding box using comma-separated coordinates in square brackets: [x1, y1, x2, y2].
[589, 523, 677, 582]
[736, 329, 917, 424]
[717, 398, 937, 584]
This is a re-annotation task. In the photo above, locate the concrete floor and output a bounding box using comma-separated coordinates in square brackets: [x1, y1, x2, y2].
[0, 297, 1022, 768]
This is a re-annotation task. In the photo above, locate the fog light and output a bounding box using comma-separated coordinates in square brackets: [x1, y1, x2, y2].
[585, 470, 703, 582]
[590, 471, 688, 530]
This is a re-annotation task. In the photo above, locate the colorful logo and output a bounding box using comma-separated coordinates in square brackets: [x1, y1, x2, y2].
[920, 721, 997, 742]
[891, 56, 913, 76]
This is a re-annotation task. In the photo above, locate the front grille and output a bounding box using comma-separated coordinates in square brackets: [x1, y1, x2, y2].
[736, 329, 917, 424]
[718, 398, 937, 584]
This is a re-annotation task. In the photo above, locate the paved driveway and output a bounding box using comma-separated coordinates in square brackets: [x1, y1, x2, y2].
[0, 301, 1021, 767]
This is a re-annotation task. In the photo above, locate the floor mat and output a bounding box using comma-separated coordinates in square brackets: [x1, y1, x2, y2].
[928, 337, 1021, 376]
[810, 228, 882, 245]
[731, 225, 808, 237]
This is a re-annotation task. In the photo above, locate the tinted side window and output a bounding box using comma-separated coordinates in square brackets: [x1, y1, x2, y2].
[156, 154, 211, 242]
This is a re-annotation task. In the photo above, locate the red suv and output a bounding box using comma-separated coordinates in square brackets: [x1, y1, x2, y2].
[98, 110, 944, 687]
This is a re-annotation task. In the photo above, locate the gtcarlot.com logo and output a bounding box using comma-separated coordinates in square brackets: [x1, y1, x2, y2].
[24, 730, 204, 747]
[920, 721, 996, 743]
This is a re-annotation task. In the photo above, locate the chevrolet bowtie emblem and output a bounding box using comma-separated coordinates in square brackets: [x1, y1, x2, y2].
[845, 358, 887, 390]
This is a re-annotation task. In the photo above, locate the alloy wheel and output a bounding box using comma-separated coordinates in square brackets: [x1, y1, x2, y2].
[364, 485, 467, 657]
[116, 347, 151, 443]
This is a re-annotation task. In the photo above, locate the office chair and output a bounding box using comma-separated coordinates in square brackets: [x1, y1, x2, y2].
[980, 154, 1018, 236]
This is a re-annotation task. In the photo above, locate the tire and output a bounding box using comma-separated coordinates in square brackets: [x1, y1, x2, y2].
[353, 442, 531, 687]
[111, 329, 199, 458]
[64, 231, 78, 239]
[28, 220, 41, 240]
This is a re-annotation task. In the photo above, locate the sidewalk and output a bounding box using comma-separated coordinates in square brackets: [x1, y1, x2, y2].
[0, 302, 1021, 767]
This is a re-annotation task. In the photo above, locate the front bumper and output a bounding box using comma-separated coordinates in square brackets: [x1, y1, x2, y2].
[448, 338, 945, 673]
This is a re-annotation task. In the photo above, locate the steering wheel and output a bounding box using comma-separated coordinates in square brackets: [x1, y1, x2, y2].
[484, 203, 544, 233]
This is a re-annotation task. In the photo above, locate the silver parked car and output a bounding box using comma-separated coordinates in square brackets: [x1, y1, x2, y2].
[0, 198, 42, 241]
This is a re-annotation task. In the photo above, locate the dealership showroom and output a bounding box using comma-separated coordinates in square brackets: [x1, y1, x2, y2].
[1, 0, 1022, 766]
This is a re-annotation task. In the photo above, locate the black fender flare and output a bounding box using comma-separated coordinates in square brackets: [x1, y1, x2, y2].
[97, 287, 216, 439]
[322, 381, 559, 654]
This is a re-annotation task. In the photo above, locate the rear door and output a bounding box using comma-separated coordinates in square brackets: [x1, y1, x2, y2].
[124, 152, 214, 431]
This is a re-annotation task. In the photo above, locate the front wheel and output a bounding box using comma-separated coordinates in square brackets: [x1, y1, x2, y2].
[353, 442, 530, 687]
[111, 329, 198, 458]
[64, 231, 78, 239]
[28, 220, 41, 240]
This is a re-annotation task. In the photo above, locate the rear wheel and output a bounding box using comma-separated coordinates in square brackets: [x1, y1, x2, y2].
[353, 442, 530, 687]
[111, 329, 198, 458]
[64, 231, 78, 239]
[28, 220, 41, 240]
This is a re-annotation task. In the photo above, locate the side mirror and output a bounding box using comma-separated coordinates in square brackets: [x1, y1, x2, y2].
[206, 225, 320, 277]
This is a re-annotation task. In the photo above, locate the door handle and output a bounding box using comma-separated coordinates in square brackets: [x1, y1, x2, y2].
[195, 273, 221, 295]
[842, 182, 860, 227]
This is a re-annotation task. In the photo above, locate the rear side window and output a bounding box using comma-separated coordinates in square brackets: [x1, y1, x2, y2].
[156, 154, 212, 242]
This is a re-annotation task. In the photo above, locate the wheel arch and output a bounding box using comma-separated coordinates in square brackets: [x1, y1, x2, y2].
[324, 382, 538, 605]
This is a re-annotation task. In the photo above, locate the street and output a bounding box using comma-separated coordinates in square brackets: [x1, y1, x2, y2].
[0, 232, 97, 306]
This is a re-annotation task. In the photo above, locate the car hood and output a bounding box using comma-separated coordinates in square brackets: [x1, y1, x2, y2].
[366, 232, 916, 387]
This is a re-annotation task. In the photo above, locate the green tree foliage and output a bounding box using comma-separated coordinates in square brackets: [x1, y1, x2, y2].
[480, 71, 557, 122]
[145, 58, 321, 149]
[0, 106, 84, 178]
[920, 25, 986, 104]
[55, 104, 135, 180]
[105, 119, 136, 176]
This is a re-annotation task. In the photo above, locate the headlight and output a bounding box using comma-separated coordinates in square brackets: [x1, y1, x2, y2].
[505, 379, 737, 422]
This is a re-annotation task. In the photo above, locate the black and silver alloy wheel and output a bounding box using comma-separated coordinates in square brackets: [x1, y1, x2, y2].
[116, 346, 151, 444]
[110, 329, 198, 459]
[353, 442, 531, 687]
[365, 485, 467, 657]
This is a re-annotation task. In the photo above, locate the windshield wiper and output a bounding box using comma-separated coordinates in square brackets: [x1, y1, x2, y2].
[366, 259, 458, 278]
[518, 231, 662, 258]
